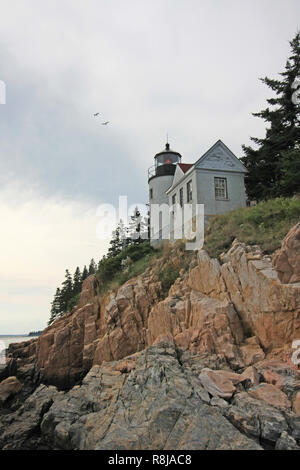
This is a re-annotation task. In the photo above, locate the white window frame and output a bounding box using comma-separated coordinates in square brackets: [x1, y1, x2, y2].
[187, 180, 192, 203]
[179, 188, 183, 207]
[214, 177, 228, 200]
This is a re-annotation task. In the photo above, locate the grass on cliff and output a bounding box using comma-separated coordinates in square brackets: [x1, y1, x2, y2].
[96, 242, 161, 293]
[95, 197, 300, 296]
[96, 240, 194, 298]
[204, 196, 300, 258]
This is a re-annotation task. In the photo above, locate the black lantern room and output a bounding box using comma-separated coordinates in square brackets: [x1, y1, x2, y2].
[148, 142, 182, 181]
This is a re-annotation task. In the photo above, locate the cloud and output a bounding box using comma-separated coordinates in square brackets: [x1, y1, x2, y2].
[0, 184, 109, 333]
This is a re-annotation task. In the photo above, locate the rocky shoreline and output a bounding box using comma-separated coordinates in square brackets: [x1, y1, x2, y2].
[1, 224, 300, 450]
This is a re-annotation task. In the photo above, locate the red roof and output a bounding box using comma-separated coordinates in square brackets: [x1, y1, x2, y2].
[178, 163, 193, 173]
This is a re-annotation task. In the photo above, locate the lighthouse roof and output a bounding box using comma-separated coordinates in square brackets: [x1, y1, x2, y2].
[155, 142, 182, 159]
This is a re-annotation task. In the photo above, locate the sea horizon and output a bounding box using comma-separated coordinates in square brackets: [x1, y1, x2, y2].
[0, 335, 40, 358]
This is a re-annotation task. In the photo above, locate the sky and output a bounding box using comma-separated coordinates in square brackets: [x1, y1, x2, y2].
[0, 0, 299, 334]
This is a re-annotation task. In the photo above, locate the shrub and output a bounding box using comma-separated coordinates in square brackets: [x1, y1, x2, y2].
[97, 242, 156, 292]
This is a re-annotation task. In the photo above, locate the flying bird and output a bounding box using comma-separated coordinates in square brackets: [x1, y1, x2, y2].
[101, 121, 109, 125]
[93, 112, 100, 117]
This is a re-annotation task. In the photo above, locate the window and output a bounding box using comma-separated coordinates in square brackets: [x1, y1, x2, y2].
[187, 180, 192, 202]
[149, 188, 153, 200]
[172, 194, 176, 205]
[214, 177, 228, 199]
[179, 188, 183, 207]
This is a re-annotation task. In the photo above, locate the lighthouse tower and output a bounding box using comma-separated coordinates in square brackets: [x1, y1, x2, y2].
[148, 142, 182, 244]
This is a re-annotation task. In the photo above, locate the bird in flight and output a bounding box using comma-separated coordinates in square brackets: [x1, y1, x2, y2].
[101, 121, 109, 125]
[93, 112, 100, 117]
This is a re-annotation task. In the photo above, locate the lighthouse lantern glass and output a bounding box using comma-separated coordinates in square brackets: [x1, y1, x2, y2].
[156, 153, 180, 167]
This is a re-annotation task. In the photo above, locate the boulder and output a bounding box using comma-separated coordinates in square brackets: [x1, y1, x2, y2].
[240, 337, 265, 366]
[275, 431, 300, 450]
[228, 392, 290, 444]
[0, 384, 61, 449]
[0, 376, 22, 403]
[239, 366, 260, 387]
[199, 368, 239, 399]
[248, 383, 291, 410]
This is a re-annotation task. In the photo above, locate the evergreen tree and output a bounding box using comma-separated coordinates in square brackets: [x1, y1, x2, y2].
[280, 146, 300, 196]
[128, 207, 148, 244]
[88, 258, 97, 275]
[60, 269, 73, 312]
[241, 32, 300, 201]
[107, 220, 126, 257]
[48, 288, 62, 325]
[81, 265, 89, 282]
[73, 266, 82, 295]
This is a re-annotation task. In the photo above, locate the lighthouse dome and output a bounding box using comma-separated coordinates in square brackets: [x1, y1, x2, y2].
[154, 142, 182, 167]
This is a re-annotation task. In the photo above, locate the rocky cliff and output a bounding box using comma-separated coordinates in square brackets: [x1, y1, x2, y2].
[1, 224, 300, 450]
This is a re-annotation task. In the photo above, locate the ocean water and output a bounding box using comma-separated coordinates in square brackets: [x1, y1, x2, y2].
[0, 336, 38, 365]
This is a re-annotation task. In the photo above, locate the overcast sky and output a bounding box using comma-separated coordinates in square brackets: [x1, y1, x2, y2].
[0, 0, 299, 334]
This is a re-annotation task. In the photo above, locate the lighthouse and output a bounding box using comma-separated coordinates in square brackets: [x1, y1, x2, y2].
[148, 142, 182, 244]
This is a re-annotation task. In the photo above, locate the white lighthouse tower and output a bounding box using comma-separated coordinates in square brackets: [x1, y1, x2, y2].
[148, 142, 182, 245]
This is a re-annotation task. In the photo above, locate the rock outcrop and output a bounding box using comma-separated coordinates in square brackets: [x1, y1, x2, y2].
[8, 228, 300, 389]
[189, 242, 300, 351]
[273, 223, 300, 283]
[2, 341, 300, 450]
[2, 224, 300, 450]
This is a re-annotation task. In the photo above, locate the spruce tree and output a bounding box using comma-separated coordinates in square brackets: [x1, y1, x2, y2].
[128, 207, 149, 244]
[48, 287, 62, 325]
[60, 269, 73, 312]
[107, 222, 124, 257]
[88, 258, 97, 275]
[81, 265, 89, 282]
[73, 267, 82, 295]
[280, 147, 300, 196]
[241, 32, 300, 201]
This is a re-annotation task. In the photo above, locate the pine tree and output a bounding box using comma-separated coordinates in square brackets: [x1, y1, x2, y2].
[128, 207, 148, 244]
[81, 265, 89, 282]
[107, 221, 125, 257]
[60, 269, 73, 312]
[88, 258, 97, 275]
[280, 146, 300, 196]
[73, 267, 82, 295]
[48, 288, 62, 325]
[241, 32, 300, 201]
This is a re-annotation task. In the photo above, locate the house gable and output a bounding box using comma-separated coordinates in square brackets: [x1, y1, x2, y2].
[194, 140, 247, 173]
[166, 163, 194, 194]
